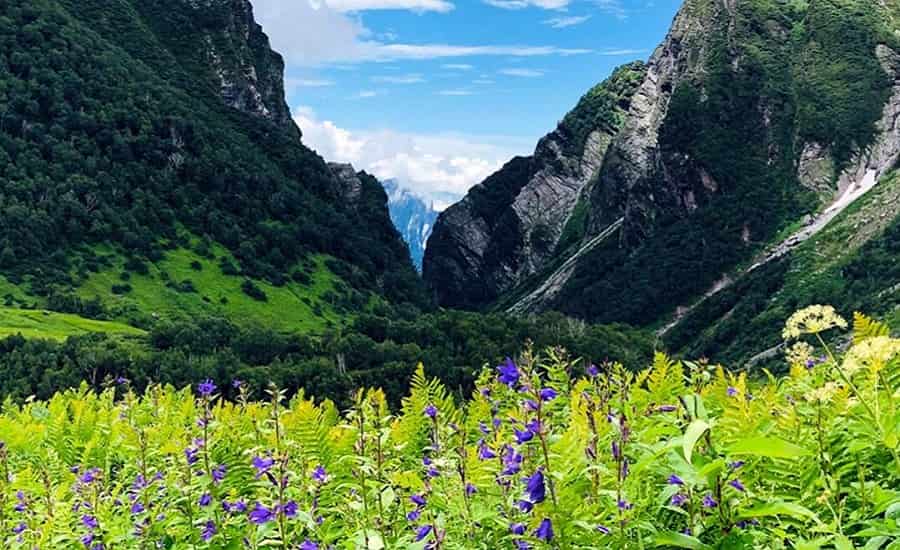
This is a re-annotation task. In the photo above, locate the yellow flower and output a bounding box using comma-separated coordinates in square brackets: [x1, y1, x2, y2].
[783, 305, 848, 340]
[785, 342, 815, 368]
[804, 381, 841, 403]
[842, 336, 900, 375]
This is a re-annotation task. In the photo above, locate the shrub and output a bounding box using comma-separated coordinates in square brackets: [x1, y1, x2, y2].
[241, 279, 267, 301]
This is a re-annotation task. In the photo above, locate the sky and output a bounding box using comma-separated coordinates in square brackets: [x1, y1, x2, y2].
[250, 0, 683, 208]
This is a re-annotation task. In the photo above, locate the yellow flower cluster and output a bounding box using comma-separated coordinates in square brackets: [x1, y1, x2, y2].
[782, 305, 848, 340]
[785, 341, 815, 368]
[842, 336, 900, 376]
[804, 381, 842, 403]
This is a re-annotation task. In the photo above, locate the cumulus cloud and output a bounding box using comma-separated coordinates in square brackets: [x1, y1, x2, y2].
[250, 0, 591, 65]
[543, 15, 591, 28]
[294, 106, 526, 206]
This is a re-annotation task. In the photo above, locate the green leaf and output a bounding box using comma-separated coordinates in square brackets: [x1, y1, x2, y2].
[737, 501, 821, 524]
[833, 535, 854, 550]
[728, 437, 810, 458]
[653, 531, 713, 549]
[683, 419, 710, 464]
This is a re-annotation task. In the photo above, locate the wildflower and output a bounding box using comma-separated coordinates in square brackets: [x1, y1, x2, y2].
[465, 483, 477, 496]
[410, 494, 426, 507]
[479, 421, 490, 435]
[414, 524, 432, 542]
[81, 533, 94, 547]
[805, 381, 841, 403]
[515, 542, 531, 550]
[524, 399, 539, 412]
[252, 456, 275, 478]
[728, 461, 745, 471]
[83, 515, 99, 530]
[510, 522, 526, 535]
[729, 479, 746, 492]
[232, 379, 244, 388]
[501, 445, 523, 476]
[514, 428, 534, 445]
[516, 499, 533, 512]
[534, 518, 554, 541]
[667, 474, 684, 486]
[212, 464, 226, 484]
[702, 494, 718, 508]
[80, 468, 101, 484]
[656, 405, 678, 413]
[13, 523, 26, 535]
[525, 418, 541, 434]
[197, 379, 217, 397]
[498, 357, 520, 387]
[424, 404, 438, 419]
[223, 500, 247, 514]
[281, 500, 298, 518]
[115, 377, 128, 385]
[539, 388, 557, 402]
[477, 439, 496, 460]
[586, 364, 599, 377]
[786, 341, 815, 368]
[843, 336, 900, 375]
[199, 493, 212, 507]
[525, 469, 545, 504]
[426, 467, 440, 478]
[782, 305, 847, 340]
[611, 441, 621, 460]
[311, 465, 329, 484]
[597, 524, 611, 534]
[671, 493, 688, 507]
[617, 499, 633, 510]
[130, 502, 144, 515]
[300, 541, 319, 550]
[726, 386, 739, 398]
[184, 447, 200, 466]
[249, 503, 274, 524]
[406, 510, 421, 522]
[201, 520, 216, 542]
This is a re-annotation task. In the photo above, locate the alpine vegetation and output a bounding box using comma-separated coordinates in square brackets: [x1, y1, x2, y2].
[0, 308, 897, 548]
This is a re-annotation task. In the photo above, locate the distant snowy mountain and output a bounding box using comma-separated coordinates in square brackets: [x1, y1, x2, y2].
[383, 179, 440, 271]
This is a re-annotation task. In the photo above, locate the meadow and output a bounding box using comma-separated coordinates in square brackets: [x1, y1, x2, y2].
[0, 306, 897, 549]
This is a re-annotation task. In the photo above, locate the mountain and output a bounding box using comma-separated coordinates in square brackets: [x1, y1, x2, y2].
[382, 179, 440, 270]
[0, 0, 427, 331]
[425, 0, 900, 364]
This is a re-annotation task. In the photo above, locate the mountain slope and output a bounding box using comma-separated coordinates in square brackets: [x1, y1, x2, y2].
[382, 179, 439, 271]
[0, 0, 426, 330]
[425, 0, 900, 363]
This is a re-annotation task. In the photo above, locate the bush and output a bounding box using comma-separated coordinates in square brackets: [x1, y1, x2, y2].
[241, 279, 267, 301]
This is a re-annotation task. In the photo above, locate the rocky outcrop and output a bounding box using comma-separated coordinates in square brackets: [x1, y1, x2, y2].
[328, 163, 365, 206]
[423, 63, 646, 308]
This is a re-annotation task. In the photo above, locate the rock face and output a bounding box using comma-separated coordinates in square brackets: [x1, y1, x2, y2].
[382, 180, 440, 271]
[423, 62, 646, 309]
[426, 0, 900, 342]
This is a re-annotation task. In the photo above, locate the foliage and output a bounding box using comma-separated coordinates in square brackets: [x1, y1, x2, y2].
[0, 308, 897, 548]
[0, 307, 144, 340]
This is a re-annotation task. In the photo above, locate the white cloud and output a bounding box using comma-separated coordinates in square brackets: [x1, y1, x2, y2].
[250, 0, 592, 65]
[543, 15, 591, 28]
[294, 106, 528, 205]
[483, 0, 569, 9]
[437, 89, 474, 96]
[321, 0, 453, 12]
[499, 68, 544, 77]
[372, 73, 426, 84]
[442, 63, 474, 70]
[599, 48, 646, 56]
[287, 78, 336, 88]
[354, 90, 380, 98]
[473, 79, 494, 85]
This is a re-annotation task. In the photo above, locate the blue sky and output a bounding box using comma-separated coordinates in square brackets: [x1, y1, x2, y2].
[250, 0, 683, 207]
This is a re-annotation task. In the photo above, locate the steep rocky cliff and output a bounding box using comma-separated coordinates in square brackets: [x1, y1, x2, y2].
[423, 62, 646, 308]
[425, 0, 900, 362]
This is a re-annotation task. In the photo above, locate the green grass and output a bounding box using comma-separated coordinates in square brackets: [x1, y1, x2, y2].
[75, 242, 344, 333]
[0, 307, 146, 341]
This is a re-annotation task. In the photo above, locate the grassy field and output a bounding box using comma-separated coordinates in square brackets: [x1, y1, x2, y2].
[75, 242, 345, 333]
[0, 307, 146, 340]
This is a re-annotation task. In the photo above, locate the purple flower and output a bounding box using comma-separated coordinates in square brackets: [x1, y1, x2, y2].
[82, 515, 99, 530]
[597, 524, 610, 535]
[497, 357, 520, 387]
[586, 364, 599, 377]
[525, 469, 546, 504]
[617, 499, 633, 510]
[727, 386, 739, 397]
[281, 500, 298, 518]
[510, 522, 526, 535]
[424, 404, 438, 419]
[252, 456, 275, 479]
[477, 439, 496, 460]
[729, 479, 746, 492]
[115, 377, 128, 385]
[539, 388, 557, 402]
[516, 499, 533, 513]
[667, 474, 684, 486]
[81, 533, 94, 547]
[311, 465, 328, 484]
[702, 494, 718, 508]
[534, 518, 553, 541]
[249, 503, 274, 524]
[300, 541, 319, 550]
[212, 464, 226, 484]
[198, 379, 217, 397]
[514, 428, 534, 445]
[130, 502, 144, 515]
[501, 445, 523, 476]
[657, 405, 678, 413]
[199, 493, 212, 507]
[223, 500, 247, 514]
[414, 524, 432, 542]
[671, 493, 688, 507]
[232, 379, 244, 388]
[515, 542, 531, 550]
[13, 522, 26, 535]
[410, 494, 426, 507]
[611, 441, 621, 460]
[478, 421, 490, 435]
[524, 399, 539, 412]
[525, 419, 541, 434]
[79, 468, 101, 484]
[201, 520, 216, 542]
[728, 460, 745, 471]
[465, 483, 477, 496]
[184, 447, 200, 466]
[406, 509, 421, 522]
